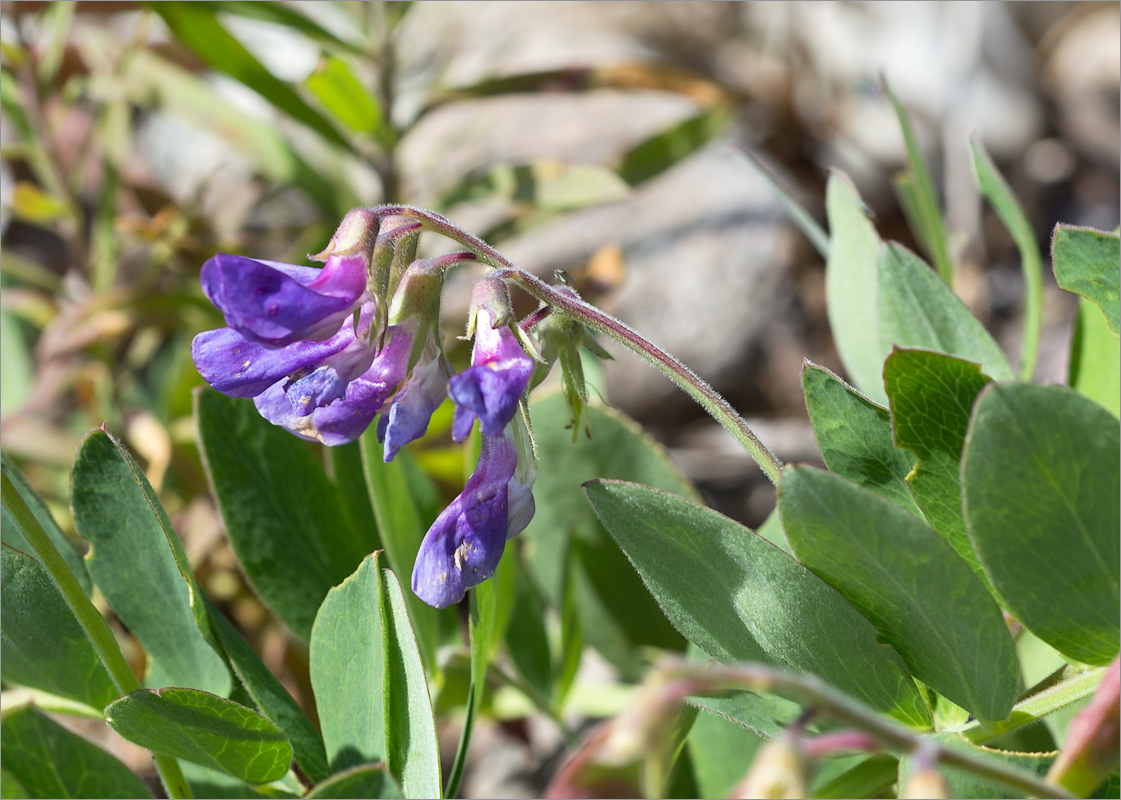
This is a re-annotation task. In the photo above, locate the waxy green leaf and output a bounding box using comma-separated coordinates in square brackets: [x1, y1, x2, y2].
[963, 383, 1120, 665]
[310, 553, 441, 797]
[824, 171, 886, 403]
[106, 688, 292, 784]
[802, 362, 919, 514]
[1, 705, 151, 799]
[196, 389, 368, 640]
[1, 545, 117, 710]
[877, 242, 1014, 382]
[71, 430, 230, 696]
[586, 479, 931, 728]
[883, 349, 996, 592]
[780, 466, 1019, 723]
[524, 396, 688, 680]
[1053, 224, 1120, 336]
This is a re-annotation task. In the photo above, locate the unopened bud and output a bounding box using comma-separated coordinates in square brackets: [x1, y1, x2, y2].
[899, 767, 949, 799]
[730, 736, 807, 799]
[311, 208, 381, 261]
[466, 276, 515, 337]
[1047, 657, 1120, 796]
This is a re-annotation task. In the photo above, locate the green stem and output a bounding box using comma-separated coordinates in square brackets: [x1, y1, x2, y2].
[664, 660, 1075, 800]
[366, 204, 785, 485]
[946, 665, 1106, 746]
[1, 473, 193, 799]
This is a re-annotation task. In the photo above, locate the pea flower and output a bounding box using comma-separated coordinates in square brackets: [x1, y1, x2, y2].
[412, 277, 537, 608]
[192, 208, 471, 448]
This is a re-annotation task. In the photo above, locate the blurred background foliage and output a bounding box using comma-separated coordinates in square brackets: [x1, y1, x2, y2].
[1, 1, 1118, 795]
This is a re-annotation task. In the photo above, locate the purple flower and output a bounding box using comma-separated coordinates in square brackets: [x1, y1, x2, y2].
[201, 253, 368, 347]
[448, 284, 535, 442]
[378, 341, 450, 461]
[411, 433, 522, 608]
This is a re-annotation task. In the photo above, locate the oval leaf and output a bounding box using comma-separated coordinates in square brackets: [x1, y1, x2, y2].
[877, 242, 1014, 382]
[196, 389, 368, 640]
[1, 545, 118, 710]
[105, 688, 292, 784]
[780, 465, 1019, 723]
[585, 479, 931, 729]
[1052, 225, 1119, 336]
[71, 430, 230, 696]
[802, 362, 919, 514]
[824, 171, 886, 402]
[963, 383, 1120, 665]
[1, 705, 151, 799]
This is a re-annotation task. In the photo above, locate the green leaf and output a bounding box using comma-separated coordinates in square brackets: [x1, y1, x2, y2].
[735, 147, 829, 258]
[962, 383, 1120, 665]
[1070, 297, 1121, 417]
[615, 108, 731, 186]
[877, 242, 1014, 382]
[380, 568, 442, 799]
[147, 3, 353, 152]
[882, 349, 996, 591]
[71, 430, 230, 696]
[305, 55, 383, 136]
[824, 171, 886, 403]
[310, 553, 387, 772]
[359, 434, 441, 674]
[328, 442, 382, 557]
[586, 479, 932, 728]
[106, 688, 292, 784]
[801, 362, 919, 514]
[971, 139, 1043, 380]
[440, 161, 630, 213]
[898, 732, 1054, 799]
[524, 396, 688, 679]
[195, 1, 364, 54]
[0, 453, 90, 595]
[688, 708, 764, 798]
[1, 767, 29, 799]
[813, 754, 899, 799]
[305, 764, 404, 799]
[0, 309, 32, 415]
[885, 79, 952, 284]
[504, 569, 553, 700]
[779, 465, 1019, 723]
[196, 390, 367, 640]
[205, 598, 329, 783]
[0, 706, 151, 799]
[1, 545, 117, 710]
[1053, 225, 1120, 337]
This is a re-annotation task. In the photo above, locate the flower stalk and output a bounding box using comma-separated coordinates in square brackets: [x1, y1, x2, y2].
[364, 204, 785, 485]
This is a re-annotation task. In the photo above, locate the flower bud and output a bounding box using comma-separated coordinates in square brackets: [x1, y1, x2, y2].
[310, 208, 381, 262]
[730, 736, 807, 799]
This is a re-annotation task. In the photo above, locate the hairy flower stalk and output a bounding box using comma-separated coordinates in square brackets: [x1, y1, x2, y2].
[192, 203, 781, 608]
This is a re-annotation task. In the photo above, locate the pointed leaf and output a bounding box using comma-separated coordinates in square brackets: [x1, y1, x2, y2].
[802, 362, 919, 514]
[1, 545, 117, 710]
[878, 242, 1014, 381]
[586, 479, 932, 728]
[1, 452, 90, 594]
[1052, 224, 1120, 337]
[824, 171, 886, 402]
[688, 708, 764, 799]
[305, 55, 383, 136]
[615, 108, 731, 186]
[962, 383, 1120, 665]
[780, 466, 1019, 723]
[883, 349, 997, 593]
[1, 706, 151, 799]
[71, 430, 230, 696]
[196, 389, 367, 640]
[205, 598, 328, 783]
[381, 569, 441, 799]
[106, 688, 292, 784]
[310, 553, 387, 773]
[735, 147, 829, 258]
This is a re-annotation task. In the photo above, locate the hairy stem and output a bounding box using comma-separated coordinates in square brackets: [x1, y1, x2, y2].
[367, 204, 785, 484]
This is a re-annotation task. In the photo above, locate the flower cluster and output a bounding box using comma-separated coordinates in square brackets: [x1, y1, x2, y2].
[192, 209, 546, 608]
